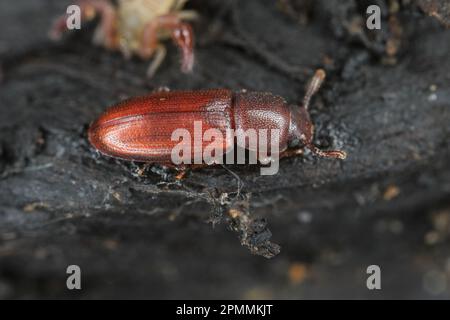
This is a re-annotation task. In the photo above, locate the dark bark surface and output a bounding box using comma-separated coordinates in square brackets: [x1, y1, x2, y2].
[0, 0, 449, 299]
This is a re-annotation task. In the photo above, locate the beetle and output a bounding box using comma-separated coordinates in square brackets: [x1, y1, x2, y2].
[88, 69, 347, 167]
[50, 0, 197, 78]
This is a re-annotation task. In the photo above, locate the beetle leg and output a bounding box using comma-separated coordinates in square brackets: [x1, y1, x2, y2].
[177, 10, 200, 21]
[172, 0, 200, 20]
[175, 169, 188, 181]
[146, 45, 167, 78]
[49, 0, 118, 49]
[279, 149, 304, 159]
[173, 164, 209, 180]
[171, 22, 195, 73]
[49, 15, 70, 40]
[141, 14, 194, 76]
[91, 2, 118, 50]
[140, 20, 163, 59]
[173, 0, 189, 11]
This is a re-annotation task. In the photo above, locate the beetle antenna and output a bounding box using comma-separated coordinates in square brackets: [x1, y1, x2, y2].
[308, 144, 347, 160]
[303, 69, 326, 110]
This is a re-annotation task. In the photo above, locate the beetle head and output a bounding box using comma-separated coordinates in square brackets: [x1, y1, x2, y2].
[288, 105, 313, 149]
[288, 105, 346, 160]
[286, 69, 346, 159]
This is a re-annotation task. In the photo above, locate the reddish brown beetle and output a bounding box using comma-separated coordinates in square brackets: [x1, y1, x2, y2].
[88, 69, 346, 167]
